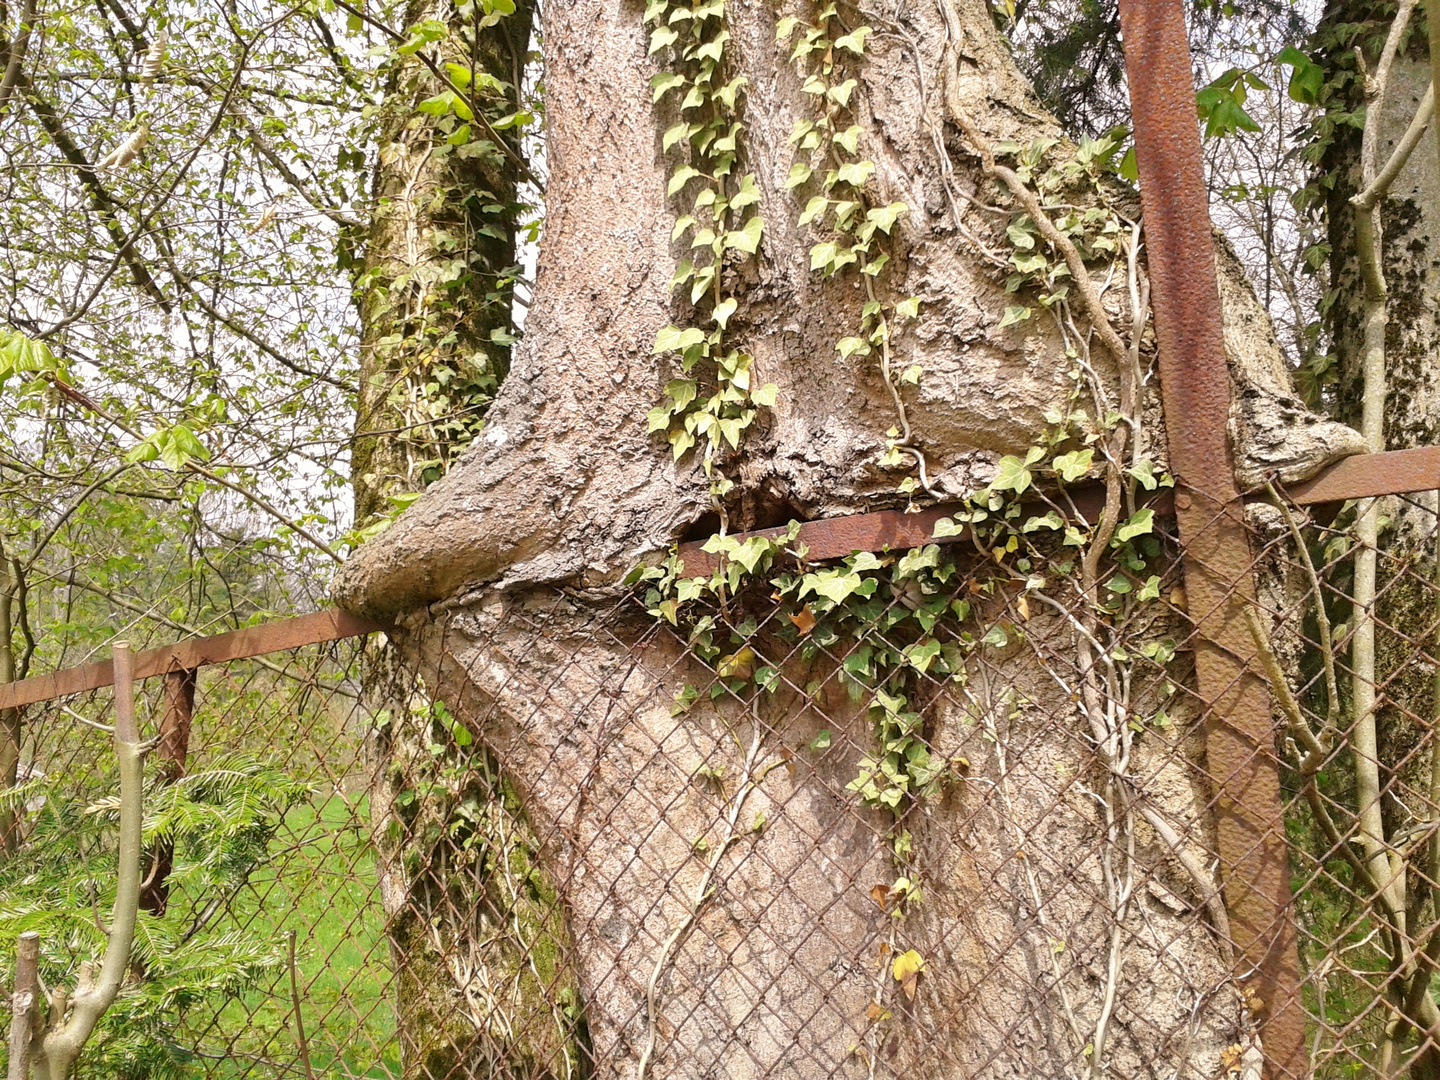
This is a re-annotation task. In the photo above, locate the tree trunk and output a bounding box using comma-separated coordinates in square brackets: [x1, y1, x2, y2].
[340, 0, 1355, 1074]
[351, 0, 532, 526]
[1324, 4, 1440, 452]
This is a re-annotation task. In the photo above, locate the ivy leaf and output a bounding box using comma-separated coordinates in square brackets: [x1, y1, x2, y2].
[1052, 448, 1093, 483]
[809, 241, 838, 270]
[750, 383, 779, 407]
[775, 15, 799, 41]
[828, 79, 857, 107]
[903, 639, 942, 674]
[713, 297, 738, 329]
[649, 25, 679, 53]
[896, 544, 940, 576]
[836, 159, 874, 187]
[991, 454, 1033, 494]
[653, 325, 705, 353]
[798, 196, 828, 226]
[802, 568, 863, 604]
[1022, 511, 1064, 533]
[730, 173, 761, 210]
[1128, 459, 1159, 490]
[724, 215, 764, 255]
[715, 76, 748, 109]
[998, 305, 1032, 329]
[671, 214, 696, 241]
[785, 162, 813, 189]
[669, 427, 696, 459]
[656, 73, 688, 102]
[1114, 508, 1154, 544]
[836, 336, 870, 359]
[668, 164, 700, 195]
[865, 201, 907, 235]
[665, 379, 697, 411]
[834, 26, 871, 54]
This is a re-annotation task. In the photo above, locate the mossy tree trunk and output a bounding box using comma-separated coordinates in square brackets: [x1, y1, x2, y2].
[355, 3, 585, 1077]
[352, 0, 532, 527]
[1319, 0, 1440, 877]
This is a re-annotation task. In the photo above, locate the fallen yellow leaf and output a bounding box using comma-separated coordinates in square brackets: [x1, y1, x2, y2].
[892, 949, 925, 1001]
[716, 646, 756, 678]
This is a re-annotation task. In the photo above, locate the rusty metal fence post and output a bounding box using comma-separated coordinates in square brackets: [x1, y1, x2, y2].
[1116, 2, 1307, 1075]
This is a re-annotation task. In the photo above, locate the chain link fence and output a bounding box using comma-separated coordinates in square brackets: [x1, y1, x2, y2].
[5, 484, 1440, 1079]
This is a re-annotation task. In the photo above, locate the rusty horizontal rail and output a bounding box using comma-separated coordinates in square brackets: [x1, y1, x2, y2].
[2, 449, 1428, 712]
[0, 609, 388, 711]
[676, 447, 1439, 577]
[1288, 445, 1440, 504]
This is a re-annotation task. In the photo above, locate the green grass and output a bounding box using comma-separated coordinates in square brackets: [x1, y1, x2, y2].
[174, 793, 400, 1079]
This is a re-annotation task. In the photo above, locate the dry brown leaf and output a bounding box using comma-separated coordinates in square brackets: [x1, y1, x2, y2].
[788, 605, 817, 635]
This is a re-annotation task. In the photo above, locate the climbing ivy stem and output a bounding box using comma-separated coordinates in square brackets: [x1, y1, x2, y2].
[940, 63, 1129, 371]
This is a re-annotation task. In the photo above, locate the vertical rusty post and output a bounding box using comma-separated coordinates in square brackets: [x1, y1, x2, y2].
[1116, 2, 1307, 1076]
[140, 667, 195, 917]
[155, 667, 196, 782]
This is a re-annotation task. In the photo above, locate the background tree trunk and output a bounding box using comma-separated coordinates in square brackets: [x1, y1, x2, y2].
[353, 4, 586, 1078]
[343, 0, 1352, 1074]
[1319, 0, 1440, 912]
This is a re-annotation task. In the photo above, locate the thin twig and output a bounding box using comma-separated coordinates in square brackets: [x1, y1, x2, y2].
[286, 930, 316, 1080]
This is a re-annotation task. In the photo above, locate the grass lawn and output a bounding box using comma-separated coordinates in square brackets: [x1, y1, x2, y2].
[176, 792, 401, 1079]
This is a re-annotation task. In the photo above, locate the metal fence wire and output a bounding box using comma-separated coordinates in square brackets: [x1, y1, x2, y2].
[7, 484, 1440, 1079]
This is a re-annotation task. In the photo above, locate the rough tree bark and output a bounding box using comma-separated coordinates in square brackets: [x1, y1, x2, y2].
[340, 0, 1361, 1075]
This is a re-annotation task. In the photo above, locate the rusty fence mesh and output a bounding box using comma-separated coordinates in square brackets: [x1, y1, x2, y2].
[6, 487, 1440, 1078]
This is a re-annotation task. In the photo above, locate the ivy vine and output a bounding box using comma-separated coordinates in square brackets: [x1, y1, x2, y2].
[645, 0, 777, 519]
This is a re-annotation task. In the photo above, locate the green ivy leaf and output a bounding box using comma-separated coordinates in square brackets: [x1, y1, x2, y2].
[668, 164, 700, 195]
[836, 159, 874, 187]
[724, 215, 764, 255]
[1114, 508, 1154, 544]
[991, 455, 1033, 494]
[1052, 448, 1093, 483]
[834, 26, 871, 54]
[799, 196, 828, 226]
[751, 383, 779, 407]
[656, 73, 688, 101]
[665, 378, 698, 411]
